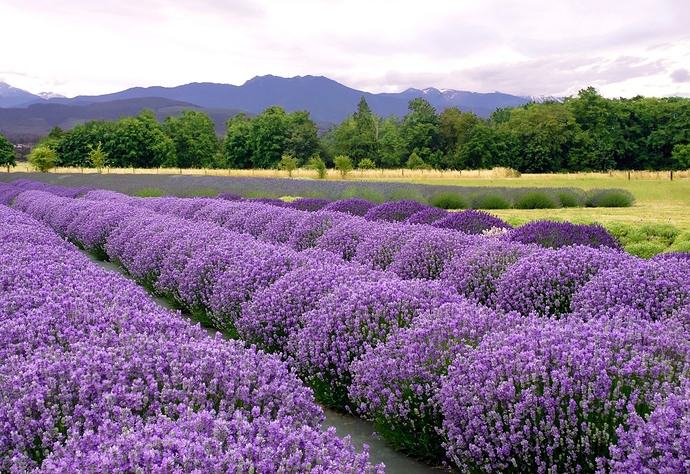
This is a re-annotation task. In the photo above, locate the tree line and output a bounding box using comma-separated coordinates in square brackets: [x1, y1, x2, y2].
[7, 86, 690, 173]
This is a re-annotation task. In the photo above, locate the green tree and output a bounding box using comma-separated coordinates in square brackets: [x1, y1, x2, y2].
[252, 106, 289, 168]
[224, 113, 255, 169]
[163, 110, 219, 168]
[28, 145, 57, 172]
[401, 98, 440, 165]
[334, 155, 353, 177]
[672, 143, 690, 169]
[278, 154, 298, 177]
[0, 133, 15, 168]
[56, 120, 115, 167]
[357, 158, 376, 170]
[406, 152, 431, 170]
[351, 96, 379, 165]
[307, 155, 328, 179]
[107, 110, 176, 168]
[88, 141, 108, 172]
[378, 116, 405, 168]
[438, 107, 481, 169]
[284, 110, 320, 165]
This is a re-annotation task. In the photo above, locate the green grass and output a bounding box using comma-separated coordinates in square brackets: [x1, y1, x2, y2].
[133, 187, 168, 197]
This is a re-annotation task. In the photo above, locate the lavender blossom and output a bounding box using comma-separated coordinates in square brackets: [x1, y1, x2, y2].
[504, 220, 622, 249]
[322, 197, 377, 217]
[363, 200, 430, 222]
[432, 209, 512, 235]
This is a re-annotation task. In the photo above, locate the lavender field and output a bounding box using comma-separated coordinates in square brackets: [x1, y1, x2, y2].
[1, 179, 689, 473]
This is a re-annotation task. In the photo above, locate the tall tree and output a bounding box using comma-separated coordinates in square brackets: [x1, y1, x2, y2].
[351, 96, 379, 165]
[56, 120, 115, 167]
[0, 133, 15, 167]
[377, 116, 405, 168]
[163, 110, 219, 168]
[438, 107, 481, 169]
[106, 110, 176, 168]
[400, 98, 440, 165]
[283, 110, 320, 165]
[251, 106, 288, 168]
[224, 113, 255, 169]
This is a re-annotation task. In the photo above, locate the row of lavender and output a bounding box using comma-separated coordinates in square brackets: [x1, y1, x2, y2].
[0, 204, 384, 473]
[3, 177, 622, 251]
[6, 181, 690, 471]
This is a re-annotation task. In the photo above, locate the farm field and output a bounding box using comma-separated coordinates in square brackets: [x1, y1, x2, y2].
[1, 177, 689, 472]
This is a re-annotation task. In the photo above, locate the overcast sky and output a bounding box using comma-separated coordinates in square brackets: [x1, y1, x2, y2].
[1, 0, 689, 99]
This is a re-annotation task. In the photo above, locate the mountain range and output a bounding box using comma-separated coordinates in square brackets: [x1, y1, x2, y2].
[0, 75, 560, 141]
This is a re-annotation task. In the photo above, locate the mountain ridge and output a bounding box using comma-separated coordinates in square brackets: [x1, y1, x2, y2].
[0, 75, 561, 141]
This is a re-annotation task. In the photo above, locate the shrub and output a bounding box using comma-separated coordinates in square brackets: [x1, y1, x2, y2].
[363, 200, 430, 222]
[357, 158, 377, 169]
[404, 207, 449, 225]
[286, 197, 331, 212]
[406, 152, 431, 170]
[27, 145, 57, 173]
[133, 187, 168, 197]
[278, 154, 298, 177]
[389, 187, 427, 203]
[289, 278, 461, 410]
[432, 209, 512, 235]
[513, 190, 560, 209]
[322, 198, 377, 217]
[341, 186, 385, 204]
[624, 241, 667, 259]
[494, 245, 631, 318]
[585, 188, 635, 207]
[472, 192, 511, 209]
[505, 220, 622, 249]
[189, 188, 219, 197]
[334, 155, 354, 177]
[555, 188, 584, 207]
[430, 192, 469, 210]
[571, 257, 690, 323]
[440, 315, 690, 473]
[639, 223, 682, 245]
[349, 301, 514, 464]
[217, 192, 243, 201]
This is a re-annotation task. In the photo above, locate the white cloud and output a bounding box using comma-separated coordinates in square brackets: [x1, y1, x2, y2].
[1, 0, 689, 98]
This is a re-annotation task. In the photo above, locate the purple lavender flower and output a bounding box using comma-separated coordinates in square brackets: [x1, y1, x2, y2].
[441, 239, 537, 307]
[571, 256, 690, 324]
[286, 197, 332, 212]
[363, 200, 431, 222]
[322, 197, 378, 217]
[403, 207, 449, 225]
[505, 220, 622, 249]
[350, 301, 520, 463]
[439, 314, 690, 473]
[432, 209, 512, 235]
[494, 245, 631, 317]
[290, 277, 461, 410]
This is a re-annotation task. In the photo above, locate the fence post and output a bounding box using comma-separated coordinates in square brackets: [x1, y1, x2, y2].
[627, 171, 630, 181]
[671, 170, 674, 181]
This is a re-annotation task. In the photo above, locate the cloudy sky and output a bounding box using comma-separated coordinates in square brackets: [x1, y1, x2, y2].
[1, 0, 689, 99]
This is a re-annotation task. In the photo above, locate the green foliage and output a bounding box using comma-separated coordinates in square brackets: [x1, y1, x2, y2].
[357, 158, 377, 170]
[106, 110, 176, 168]
[669, 237, 690, 253]
[333, 155, 354, 177]
[133, 187, 168, 197]
[430, 192, 469, 210]
[28, 145, 57, 172]
[624, 242, 667, 259]
[406, 152, 431, 170]
[389, 187, 427, 203]
[278, 154, 298, 177]
[0, 133, 16, 167]
[555, 189, 584, 207]
[246, 190, 278, 199]
[283, 110, 320, 165]
[671, 143, 690, 169]
[513, 190, 560, 209]
[585, 189, 635, 207]
[163, 110, 219, 168]
[87, 141, 108, 172]
[473, 192, 511, 210]
[638, 224, 682, 245]
[307, 156, 328, 179]
[341, 186, 385, 204]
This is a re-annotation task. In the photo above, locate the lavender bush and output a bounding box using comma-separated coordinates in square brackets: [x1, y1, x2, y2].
[403, 206, 449, 225]
[350, 301, 519, 463]
[322, 197, 377, 216]
[432, 209, 512, 235]
[494, 245, 631, 317]
[363, 200, 430, 222]
[505, 220, 621, 249]
[440, 314, 690, 473]
[290, 277, 461, 410]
